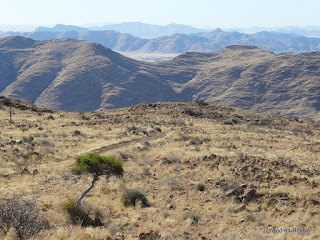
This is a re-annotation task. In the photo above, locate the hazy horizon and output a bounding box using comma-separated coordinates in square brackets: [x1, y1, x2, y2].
[0, 0, 320, 31]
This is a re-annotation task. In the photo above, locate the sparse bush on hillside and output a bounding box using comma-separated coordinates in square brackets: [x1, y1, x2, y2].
[221, 120, 234, 125]
[79, 112, 90, 120]
[162, 157, 180, 164]
[189, 136, 203, 145]
[196, 184, 205, 191]
[22, 135, 34, 143]
[127, 126, 148, 135]
[0, 197, 49, 239]
[195, 99, 208, 106]
[185, 109, 201, 117]
[155, 127, 162, 132]
[72, 130, 81, 136]
[39, 139, 53, 147]
[183, 212, 201, 225]
[167, 119, 186, 126]
[121, 189, 149, 207]
[167, 178, 184, 191]
[61, 198, 103, 227]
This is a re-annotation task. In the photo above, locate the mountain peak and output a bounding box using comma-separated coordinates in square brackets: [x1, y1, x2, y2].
[0, 36, 36, 49]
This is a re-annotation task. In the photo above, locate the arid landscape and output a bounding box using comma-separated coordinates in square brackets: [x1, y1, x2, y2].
[0, 97, 319, 239]
[1, 1, 320, 239]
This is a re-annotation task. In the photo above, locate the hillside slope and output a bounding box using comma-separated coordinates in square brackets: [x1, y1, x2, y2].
[0, 100, 319, 239]
[0, 37, 320, 120]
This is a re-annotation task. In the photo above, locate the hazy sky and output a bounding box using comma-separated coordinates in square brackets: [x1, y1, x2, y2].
[0, 0, 319, 29]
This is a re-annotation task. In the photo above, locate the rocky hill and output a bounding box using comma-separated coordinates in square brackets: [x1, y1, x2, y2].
[0, 36, 320, 120]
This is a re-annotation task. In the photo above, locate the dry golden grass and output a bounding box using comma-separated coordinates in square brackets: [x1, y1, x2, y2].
[0, 101, 319, 239]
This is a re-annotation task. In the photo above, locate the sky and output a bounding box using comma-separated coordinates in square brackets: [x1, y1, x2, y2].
[0, 0, 319, 30]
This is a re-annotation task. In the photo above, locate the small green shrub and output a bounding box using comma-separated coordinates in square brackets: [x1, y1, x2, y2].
[196, 184, 205, 191]
[195, 99, 208, 106]
[121, 189, 149, 207]
[23, 144, 34, 152]
[221, 120, 234, 125]
[244, 214, 256, 222]
[72, 130, 81, 136]
[47, 115, 54, 120]
[183, 212, 201, 225]
[22, 135, 34, 143]
[61, 199, 102, 227]
[167, 178, 184, 191]
[185, 109, 201, 117]
[162, 157, 180, 164]
[155, 127, 162, 132]
[167, 119, 186, 126]
[39, 139, 53, 147]
[80, 113, 90, 120]
[189, 136, 203, 145]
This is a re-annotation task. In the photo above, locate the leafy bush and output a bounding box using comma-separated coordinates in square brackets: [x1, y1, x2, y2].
[167, 178, 184, 191]
[196, 184, 205, 191]
[72, 130, 81, 136]
[0, 197, 49, 239]
[121, 189, 149, 207]
[195, 99, 208, 106]
[39, 139, 53, 147]
[185, 109, 201, 117]
[47, 114, 54, 120]
[189, 136, 203, 145]
[221, 120, 234, 125]
[22, 135, 34, 143]
[162, 157, 180, 164]
[61, 199, 102, 227]
[75, 153, 123, 206]
[155, 127, 162, 132]
[167, 119, 186, 126]
[76, 153, 123, 177]
[183, 212, 201, 225]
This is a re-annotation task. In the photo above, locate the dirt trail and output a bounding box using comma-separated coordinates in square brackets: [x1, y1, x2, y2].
[1, 132, 165, 179]
[90, 132, 165, 155]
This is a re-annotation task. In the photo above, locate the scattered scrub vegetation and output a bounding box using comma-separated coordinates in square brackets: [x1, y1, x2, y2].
[121, 189, 149, 207]
[0, 197, 49, 239]
[61, 199, 103, 227]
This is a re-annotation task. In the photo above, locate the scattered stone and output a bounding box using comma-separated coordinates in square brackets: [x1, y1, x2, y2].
[139, 230, 161, 240]
[225, 188, 244, 197]
[240, 189, 257, 204]
[234, 204, 246, 213]
[114, 234, 125, 240]
[280, 197, 289, 201]
[20, 167, 30, 174]
[310, 199, 320, 205]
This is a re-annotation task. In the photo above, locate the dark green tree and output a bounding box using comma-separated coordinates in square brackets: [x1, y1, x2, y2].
[75, 153, 123, 206]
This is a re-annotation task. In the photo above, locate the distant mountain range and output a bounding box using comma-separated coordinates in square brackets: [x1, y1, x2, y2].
[1, 27, 320, 56]
[34, 23, 206, 38]
[225, 26, 320, 38]
[1, 36, 320, 120]
[88, 22, 207, 38]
